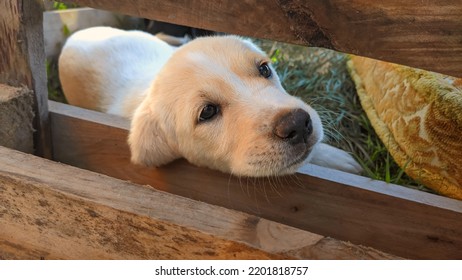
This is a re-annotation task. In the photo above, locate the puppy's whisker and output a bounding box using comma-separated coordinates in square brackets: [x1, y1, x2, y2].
[252, 178, 262, 215]
[227, 172, 236, 202]
[289, 171, 304, 191]
[269, 175, 284, 198]
[262, 178, 271, 204]
[245, 176, 251, 199]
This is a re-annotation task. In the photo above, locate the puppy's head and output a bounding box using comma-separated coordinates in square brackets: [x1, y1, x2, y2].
[128, 36, 323, 177]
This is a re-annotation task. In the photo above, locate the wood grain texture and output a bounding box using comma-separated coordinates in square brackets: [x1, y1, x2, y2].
[0, 145, 396, 259]
[0, 0, 51, 157]
[0, 84, 34, 153]
[68, 0, 462, 77]
[49, 101, 462, 259]
[0, 156, 280, 259]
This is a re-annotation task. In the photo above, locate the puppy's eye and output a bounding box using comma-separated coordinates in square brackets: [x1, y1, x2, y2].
[199, 104, 219, 122]
[258, 62, 272, 78]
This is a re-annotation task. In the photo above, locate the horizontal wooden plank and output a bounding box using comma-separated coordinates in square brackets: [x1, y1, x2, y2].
[0, 145, 396, 259]
[67, 0, 462, 77]
[49, 101, 462, 259]
[0, 147, 283, 259]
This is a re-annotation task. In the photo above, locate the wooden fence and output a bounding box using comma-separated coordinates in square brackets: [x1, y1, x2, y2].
[1, 0, 462, 259]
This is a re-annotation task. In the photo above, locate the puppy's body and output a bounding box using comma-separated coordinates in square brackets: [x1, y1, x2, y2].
[59, 27, 174, 118]
[60, 27, 362, 176]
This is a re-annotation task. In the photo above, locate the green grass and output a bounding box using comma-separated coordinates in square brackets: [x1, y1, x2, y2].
[46, 58, 67, 103]
[255, 39, 431, 192]
[50, 1, 78, 10]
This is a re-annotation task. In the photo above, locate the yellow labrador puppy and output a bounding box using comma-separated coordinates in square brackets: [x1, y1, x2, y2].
[59, 27, 362, 176]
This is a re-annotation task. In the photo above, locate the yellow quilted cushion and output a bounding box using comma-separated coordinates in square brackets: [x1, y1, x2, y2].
[347, 56, 462, 199]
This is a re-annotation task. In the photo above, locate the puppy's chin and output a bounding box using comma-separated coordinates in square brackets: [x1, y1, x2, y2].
[229, 144, 314, 178]
[278, 146, 313, 174]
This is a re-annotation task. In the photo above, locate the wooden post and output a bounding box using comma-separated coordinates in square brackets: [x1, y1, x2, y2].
[0, 0, 51, 158]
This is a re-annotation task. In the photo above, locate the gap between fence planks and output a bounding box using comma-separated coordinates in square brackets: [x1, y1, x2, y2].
[48, 101, 462, 259]
[0, 145, 398, 259]
[67, 0, 462, 77]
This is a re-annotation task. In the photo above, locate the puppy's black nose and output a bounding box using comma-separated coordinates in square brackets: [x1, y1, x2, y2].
[273, 109, 312, 145]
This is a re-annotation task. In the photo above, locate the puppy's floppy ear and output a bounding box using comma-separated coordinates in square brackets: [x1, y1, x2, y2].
[128, 100, 180, 167]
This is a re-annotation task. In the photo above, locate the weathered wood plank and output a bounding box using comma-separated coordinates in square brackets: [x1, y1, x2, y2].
[0, 149, 281, 259]
[0, 84, 34, 153]
[49, 101, 462, 259]
[0, 0, 51, 157]
[0, 145, 396, 259]
[67, 0, 462, 77]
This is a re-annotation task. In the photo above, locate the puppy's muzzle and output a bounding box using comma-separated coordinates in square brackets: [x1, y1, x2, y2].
[273, 109, 312, 145]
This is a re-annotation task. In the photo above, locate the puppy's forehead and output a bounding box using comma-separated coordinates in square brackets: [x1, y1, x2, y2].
[183, 37, 268, 74]
[173, 36, 294, 106]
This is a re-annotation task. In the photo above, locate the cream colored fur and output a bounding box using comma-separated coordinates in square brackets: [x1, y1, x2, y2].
[59, 27, 362, 176]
